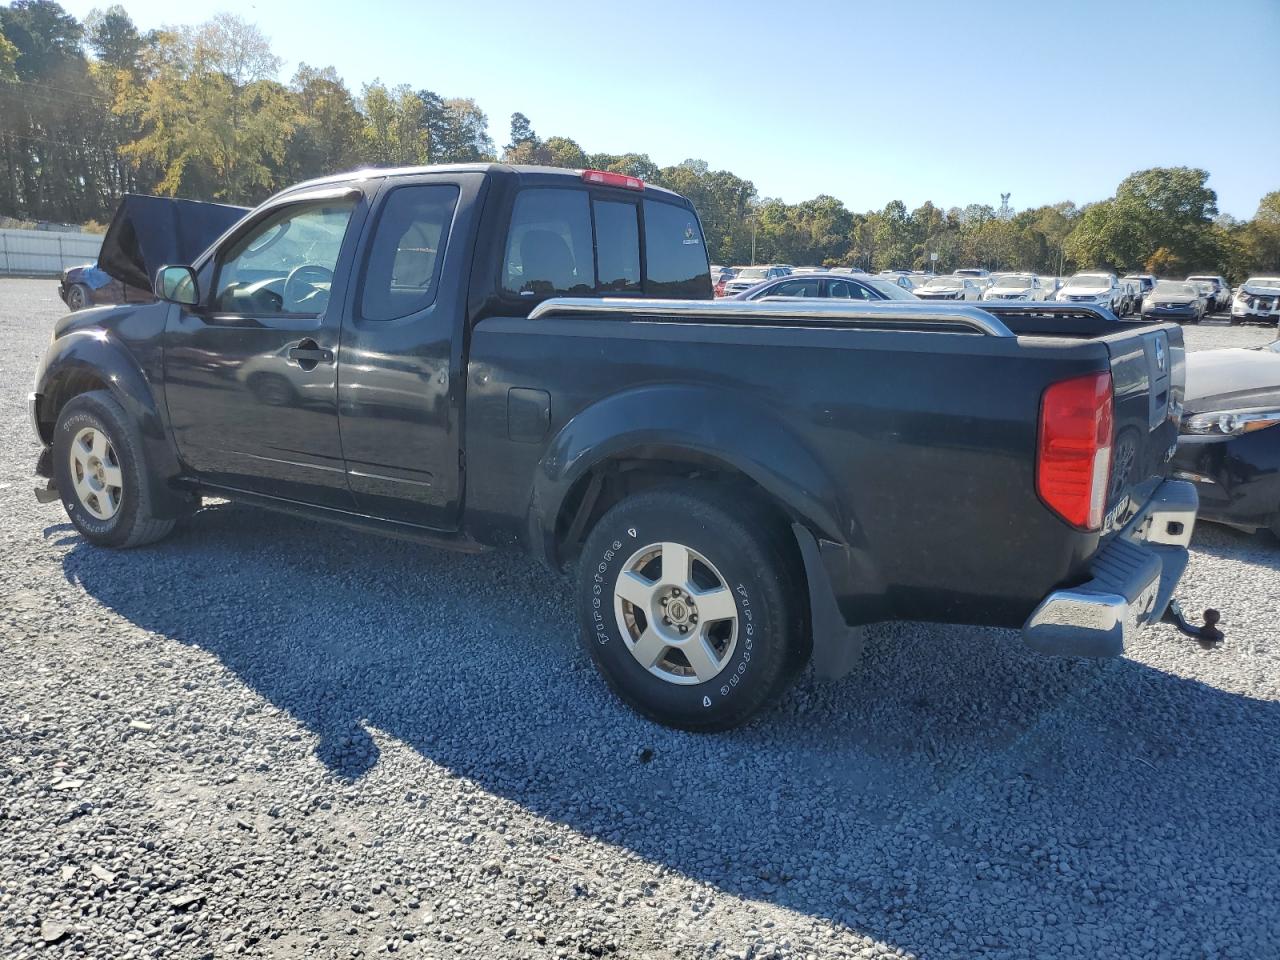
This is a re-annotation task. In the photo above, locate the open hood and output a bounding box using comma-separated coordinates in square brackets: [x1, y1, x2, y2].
[98, 194, 249, 290]
[1183, 346, 1280, 414]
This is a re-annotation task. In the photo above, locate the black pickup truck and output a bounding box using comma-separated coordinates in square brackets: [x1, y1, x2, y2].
[31, 164, 1209, 730]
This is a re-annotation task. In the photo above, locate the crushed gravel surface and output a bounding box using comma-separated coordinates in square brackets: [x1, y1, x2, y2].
[1, 278, 1277, 959]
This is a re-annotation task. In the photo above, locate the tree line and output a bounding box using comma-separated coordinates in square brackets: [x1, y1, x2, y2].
[1, 1, 1277, 280]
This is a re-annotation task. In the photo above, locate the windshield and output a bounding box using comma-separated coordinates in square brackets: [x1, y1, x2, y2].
[864, 278, 916, 300]
[1065, 274, 1109, 288]
[1154, 281, 1196, 297]
[1246, 277, 1280, 287]
[736, 267, 770, 280]
[953, 270, 983, 277]
[924, 278, 962, 289]
[993, 275, 1033, 288]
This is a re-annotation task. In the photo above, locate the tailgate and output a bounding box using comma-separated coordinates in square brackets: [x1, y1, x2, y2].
[1100, 323, 1183, 534]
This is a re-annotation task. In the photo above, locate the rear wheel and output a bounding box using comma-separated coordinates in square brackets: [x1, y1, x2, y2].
[576, 488, 803, 731]
[52, 391, 175, 548]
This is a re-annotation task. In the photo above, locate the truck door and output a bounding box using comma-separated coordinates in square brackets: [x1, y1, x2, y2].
[164, 188, 366, 509]
[335, 172, 484, 529]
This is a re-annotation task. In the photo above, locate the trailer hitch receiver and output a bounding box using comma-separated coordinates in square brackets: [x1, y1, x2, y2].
[1161, 601, 1223, 649]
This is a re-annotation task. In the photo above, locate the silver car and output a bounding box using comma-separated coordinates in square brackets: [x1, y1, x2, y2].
[720, 264, 791, 297]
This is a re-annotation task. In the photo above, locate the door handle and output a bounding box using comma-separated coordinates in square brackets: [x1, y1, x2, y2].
[287, 339, 334, 366]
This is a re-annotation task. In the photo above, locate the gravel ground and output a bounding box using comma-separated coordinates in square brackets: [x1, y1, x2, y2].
[1, 277, 1278, 960]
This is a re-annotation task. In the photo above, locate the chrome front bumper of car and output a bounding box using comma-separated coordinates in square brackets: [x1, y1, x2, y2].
[1023, 480, 1199, 657]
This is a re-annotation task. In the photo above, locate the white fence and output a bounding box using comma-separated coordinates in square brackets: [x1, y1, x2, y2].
[0, 229, 103, 276]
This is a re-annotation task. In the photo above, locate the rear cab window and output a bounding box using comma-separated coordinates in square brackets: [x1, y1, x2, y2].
[500, 184, 711, 303]
[642, 199, 711, 298]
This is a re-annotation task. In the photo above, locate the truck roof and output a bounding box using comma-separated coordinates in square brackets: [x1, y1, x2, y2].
[285, 163, 689, 203]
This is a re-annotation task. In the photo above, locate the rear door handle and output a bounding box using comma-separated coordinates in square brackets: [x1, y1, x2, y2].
[287, 339, 334, 366]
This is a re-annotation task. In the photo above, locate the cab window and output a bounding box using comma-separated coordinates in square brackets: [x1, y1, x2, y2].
[502, 189, 595, 297]
[360, 184, 459, 321]
[643, 199, 711, 298]
[594, 200, 641, 293]
[215, 199, 355, 316]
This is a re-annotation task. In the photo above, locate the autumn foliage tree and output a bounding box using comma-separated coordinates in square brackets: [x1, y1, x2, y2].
[0, 2, 1274, 281]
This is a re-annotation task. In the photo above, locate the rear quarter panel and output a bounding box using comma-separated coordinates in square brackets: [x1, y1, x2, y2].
[464, 316, 1115, 627]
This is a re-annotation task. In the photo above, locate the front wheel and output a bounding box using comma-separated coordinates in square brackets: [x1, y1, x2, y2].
[576, 488, 804, 731]
[52, 390, 175, 548]
[66, 283, 91, 311]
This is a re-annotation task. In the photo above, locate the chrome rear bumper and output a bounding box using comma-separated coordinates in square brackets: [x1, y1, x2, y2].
[1023, 480, 1198, 657]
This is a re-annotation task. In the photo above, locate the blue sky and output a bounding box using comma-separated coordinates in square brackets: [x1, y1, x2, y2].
[63, 0, 1280, 218]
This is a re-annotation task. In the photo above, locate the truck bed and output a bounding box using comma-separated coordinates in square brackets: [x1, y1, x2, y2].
[466, 298, 1182, 629]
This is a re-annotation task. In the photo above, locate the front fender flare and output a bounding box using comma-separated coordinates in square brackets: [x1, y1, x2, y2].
[35, 330, 187, 515]
[529, 383, 850, 566]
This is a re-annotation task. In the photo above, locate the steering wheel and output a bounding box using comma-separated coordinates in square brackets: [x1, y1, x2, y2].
[283, 264, 334, 313]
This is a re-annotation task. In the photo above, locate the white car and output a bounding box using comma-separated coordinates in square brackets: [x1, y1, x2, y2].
[1187, 274, 1232, 312]
[1231, 276, 1280, 325]
[1055, 272, 1123, 313]
[913, 276, 983, 301]
[982, 273, 1052, 302]
[721, 264, 791, 296]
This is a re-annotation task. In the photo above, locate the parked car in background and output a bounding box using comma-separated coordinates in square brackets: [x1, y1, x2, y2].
[720, 264, 791, 296]
[1123, 274, 1157, 307]
[1231, 275, 1280, 324]
[735, 273, 916, 302]
[952, 268, 990, 281]
[1141, 280, 1205, 323]
[710, 265, 736, 297]
[1187, 274, 1231, 313]
[1191, 281, 1217, 313]
[1173, 340, 1280, 538]
[1118, 279, 1141, 316]
[59, 261, 156, 311]
[1055, 272, 1124, 313]
[981, 273, 1052, 302]
[914, 276, 983, 301]
[877, 271, 919, 292]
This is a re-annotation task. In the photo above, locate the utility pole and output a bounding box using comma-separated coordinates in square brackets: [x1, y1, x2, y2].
[750, 216, 757, 266]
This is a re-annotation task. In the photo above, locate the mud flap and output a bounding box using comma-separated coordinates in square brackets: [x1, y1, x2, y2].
[792, 523, 865, 680]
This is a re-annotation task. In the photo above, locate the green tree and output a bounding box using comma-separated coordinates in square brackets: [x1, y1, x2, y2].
[0, 27, 20, 81]
[0, 0, 82, 79]
[871, 200, 912, 270]
[360, 81, 428, 166]
[118, 17, 298, 203]
[84, 4, 145, 72]
[1242, 190, 1280, 273]
[505, 111, 537, 154]
[284, 64, 362, 181]
[542, 135, 586, 168]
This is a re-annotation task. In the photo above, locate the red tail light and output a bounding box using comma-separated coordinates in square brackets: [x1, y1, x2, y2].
[1037, 371, 1114, 530]
[581, 169, 644, 191]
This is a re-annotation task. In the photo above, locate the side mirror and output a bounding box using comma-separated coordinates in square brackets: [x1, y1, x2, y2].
[155, 265, 199, 306]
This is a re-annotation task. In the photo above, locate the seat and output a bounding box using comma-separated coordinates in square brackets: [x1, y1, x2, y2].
[520, 230, 576, 293]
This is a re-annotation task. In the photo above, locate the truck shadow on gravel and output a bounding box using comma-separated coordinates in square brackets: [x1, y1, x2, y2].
[60, 501, 1280, 956]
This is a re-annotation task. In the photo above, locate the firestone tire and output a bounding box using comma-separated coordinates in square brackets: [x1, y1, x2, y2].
[576, 487, 803, 732]
[52, 390, 175, 549]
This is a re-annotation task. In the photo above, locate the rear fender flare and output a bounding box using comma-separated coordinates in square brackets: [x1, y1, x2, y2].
[529, 384, 851, 565]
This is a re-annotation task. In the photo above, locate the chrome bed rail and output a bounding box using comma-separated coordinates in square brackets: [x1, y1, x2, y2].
[527, 297, 1015, 337]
